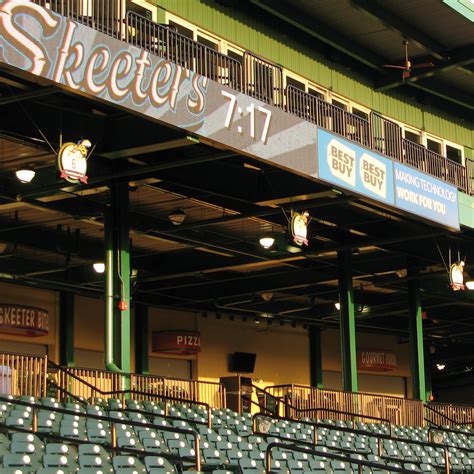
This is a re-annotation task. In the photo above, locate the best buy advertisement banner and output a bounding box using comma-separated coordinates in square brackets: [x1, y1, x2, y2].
[317, 129, 459, 230]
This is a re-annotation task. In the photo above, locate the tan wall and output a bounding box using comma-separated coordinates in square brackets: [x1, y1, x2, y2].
[0, 282, 415, 398]
[321, 329, 411, 397]
[197, 315, 310, 388]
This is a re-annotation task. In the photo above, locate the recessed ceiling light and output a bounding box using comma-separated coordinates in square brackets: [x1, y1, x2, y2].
[259, 236, 275, 249]
[15, 167, 35, 183]
[93, 262, 105, 273]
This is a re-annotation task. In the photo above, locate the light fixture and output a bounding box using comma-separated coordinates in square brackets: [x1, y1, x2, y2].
[0, 242, 9, 254]
[168, 209, 186, 226]
[260, 292, 273, 302]
[259, 235, 275, 249]
[93, 262, 105, 273]
[436, 363, 446, 371]
[335, 302, 341, 311]
[15, 166, 35, 183]
[466, 280, 474, 290]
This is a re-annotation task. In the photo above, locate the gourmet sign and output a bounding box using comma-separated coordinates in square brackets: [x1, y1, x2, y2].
[357, 350, 397, 372]
[0, 304, 49, 336]
[0, 0, 318, 176]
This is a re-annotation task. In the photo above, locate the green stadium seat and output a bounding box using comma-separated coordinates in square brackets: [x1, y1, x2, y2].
[78, 454, 113, 472]
[238, 458, 265, 473]
[10, 441, 41, 458]
[112, 455, 146, 473]
[117, 436, 143, 450]
[42, 453, 79, 471]
[0, 469, 31, 474]
[226, 448, 243, 463]
[142, 437, 166, 453]
[202, 448, 226, 465]
[2, 453, 41, 470]
[143, 456, 178, 474]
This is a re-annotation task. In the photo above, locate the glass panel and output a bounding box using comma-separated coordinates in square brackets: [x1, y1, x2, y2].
[332, 99, 347, 110]
[352, 107, 368, 121]
[446, 145, 462, 164]
[169, 20, 193, 38]
[427, 139, 441, 155]
[286, 76, 305, 91]
[405, 130, 420, 144]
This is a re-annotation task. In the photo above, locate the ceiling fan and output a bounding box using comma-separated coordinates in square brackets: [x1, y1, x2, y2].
[383, 40, 435, 80]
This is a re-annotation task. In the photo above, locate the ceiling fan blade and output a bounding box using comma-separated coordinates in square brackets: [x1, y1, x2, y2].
[411, 62, 435, 69]
[383, 65, 406, 69]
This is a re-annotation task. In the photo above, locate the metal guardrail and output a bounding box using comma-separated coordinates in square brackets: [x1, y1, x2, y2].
[425, 402, 474, 428]
[37, 0, 125, 38]
[29, 2, 472, 194]
[0, 352, 47, 398]
[49, 362, 224, 416]
[265, 384, 425, 427]
[126, 12, 243, 91]
[243, 51, 284, 108]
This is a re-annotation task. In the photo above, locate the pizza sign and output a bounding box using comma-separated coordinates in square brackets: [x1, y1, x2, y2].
[57, 140, 90, 184]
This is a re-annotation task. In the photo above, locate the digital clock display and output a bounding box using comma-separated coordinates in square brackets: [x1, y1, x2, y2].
[221, 91, 272, 144]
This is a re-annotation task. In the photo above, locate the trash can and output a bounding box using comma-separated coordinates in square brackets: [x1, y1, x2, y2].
[0, 365, 12, 395]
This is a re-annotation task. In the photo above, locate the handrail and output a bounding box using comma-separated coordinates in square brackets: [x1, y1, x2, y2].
[425, 402, 474, 428]
[49, 362, 213, 427]
[0, 395, 202, 470]
[49, 359, 224, 387]
[265, 441, 414, 474]
[46, 374, 88, 406]
[0, 420, 195, 469]
[260, 383, 413, 428]
[245, 388, 393, 436]
[253, 413, 469, 474]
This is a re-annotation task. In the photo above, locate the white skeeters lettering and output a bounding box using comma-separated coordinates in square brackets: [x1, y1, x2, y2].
[0, 0, 58, 75]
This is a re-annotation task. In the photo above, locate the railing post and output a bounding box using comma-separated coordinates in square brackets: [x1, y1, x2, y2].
[32, 407, 38, 433]
[111, 422, 117, 448]
[194, 433, 201, 471]
[444, 447, 450, 474]
[265, 445, 273, 473]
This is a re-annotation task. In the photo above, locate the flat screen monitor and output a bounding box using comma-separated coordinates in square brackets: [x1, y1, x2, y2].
[230, 352, 256, 373]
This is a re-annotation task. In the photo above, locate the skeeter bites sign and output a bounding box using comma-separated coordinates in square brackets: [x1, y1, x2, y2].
[0, 0, 317, 175]
[0, 305, 49, 336]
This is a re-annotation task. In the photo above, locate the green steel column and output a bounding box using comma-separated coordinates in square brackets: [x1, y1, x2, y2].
[408, 263, 426, 401]
[59, 292, 75, 367]
[309, 326, 323, 388]
[338, 250, 358, 392]
[425, 346, 432, 402]
[104, 182, 131, 385]
[134, 303, 149, 375]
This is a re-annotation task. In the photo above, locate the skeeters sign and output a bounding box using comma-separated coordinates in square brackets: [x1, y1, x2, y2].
[317, 129, 459, 230]
[0, 304, 49, 336]
[0, 0, 317, 176]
